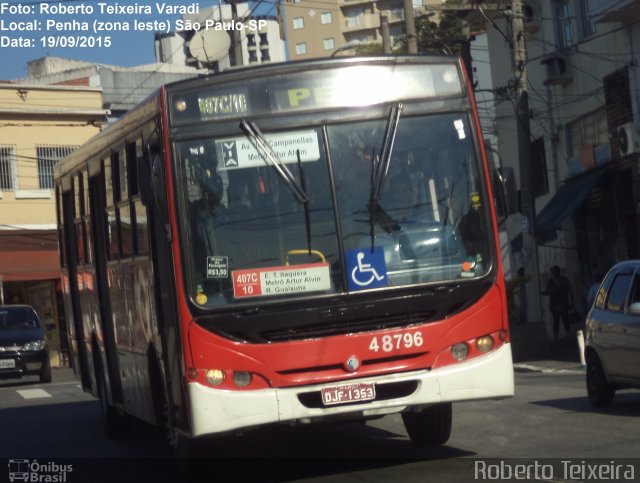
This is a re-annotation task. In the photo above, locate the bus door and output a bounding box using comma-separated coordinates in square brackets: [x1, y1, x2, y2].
[89, 171, 124, 406]
[61, 189, 91, 390]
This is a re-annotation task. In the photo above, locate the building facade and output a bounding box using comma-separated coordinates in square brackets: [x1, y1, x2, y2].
[23, 56, 204, 122]
[0, 83, 106, 366]
[283, 0, 432, 59]
[155, 3, 286, 69]
[479, 0, 640, 334]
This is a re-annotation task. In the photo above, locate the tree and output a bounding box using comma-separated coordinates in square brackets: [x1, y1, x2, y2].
[414, 0, 468, 55]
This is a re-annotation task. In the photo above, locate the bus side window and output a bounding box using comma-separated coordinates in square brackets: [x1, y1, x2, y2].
[56, 187, 66, 268]
[74, 175, 86, 265]
[105, 157, 121, 260]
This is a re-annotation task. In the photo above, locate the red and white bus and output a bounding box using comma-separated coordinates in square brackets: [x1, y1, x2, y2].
[55, 56, 514, 452]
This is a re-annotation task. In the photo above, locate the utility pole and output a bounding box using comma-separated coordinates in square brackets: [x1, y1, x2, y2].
[511, 0, 542, 324]
[381, 16, 391, 54]
[229, 0, 243, 67]
[404, 0, 417, 54]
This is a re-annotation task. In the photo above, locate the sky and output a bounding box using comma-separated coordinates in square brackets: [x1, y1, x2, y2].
[0, 0, 272, 80]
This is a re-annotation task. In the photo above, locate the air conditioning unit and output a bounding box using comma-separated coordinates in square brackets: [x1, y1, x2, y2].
[523, 3, 540, 34]
[617, 122, 640, 156]
[541, 55, 572, 86]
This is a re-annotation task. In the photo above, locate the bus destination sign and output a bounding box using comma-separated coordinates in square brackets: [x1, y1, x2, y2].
[198, 88, 249, 119]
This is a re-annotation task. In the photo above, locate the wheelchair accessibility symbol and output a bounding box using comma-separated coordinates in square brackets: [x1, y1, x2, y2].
[346, 247, 388, 291]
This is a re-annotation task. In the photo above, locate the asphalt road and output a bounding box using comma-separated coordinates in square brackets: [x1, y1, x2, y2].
[1, 368, 639, 482]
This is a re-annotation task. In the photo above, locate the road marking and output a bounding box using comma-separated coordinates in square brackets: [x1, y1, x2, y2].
[16, 388, 53, 399]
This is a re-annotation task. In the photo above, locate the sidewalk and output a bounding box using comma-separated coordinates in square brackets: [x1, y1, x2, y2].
[510, 322, 587, 375]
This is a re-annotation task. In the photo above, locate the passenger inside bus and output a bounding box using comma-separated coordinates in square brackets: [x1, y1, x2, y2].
[381, 172, 422, 224]
[225, 181, 252, 218]
[193, 170, 226, 267]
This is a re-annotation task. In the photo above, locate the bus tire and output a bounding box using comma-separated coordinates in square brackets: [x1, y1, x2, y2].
[148, 351, 173, 443]
[402, 403, 452, 447]
[586, 352, 615, 408]
[97, 368, 130, 438]
[174, 433, 205, 480]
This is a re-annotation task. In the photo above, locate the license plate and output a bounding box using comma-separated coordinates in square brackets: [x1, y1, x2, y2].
[0, 359, 16, 369]
[321, 382, 376, 406]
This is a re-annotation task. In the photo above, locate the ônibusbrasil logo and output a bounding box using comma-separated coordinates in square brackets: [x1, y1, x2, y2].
[8, 459, 73, 482]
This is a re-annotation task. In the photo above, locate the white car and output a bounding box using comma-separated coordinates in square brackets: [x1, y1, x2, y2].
[585, 261, 640, 407]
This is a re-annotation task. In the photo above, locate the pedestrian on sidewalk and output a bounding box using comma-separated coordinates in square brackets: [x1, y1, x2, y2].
[542, 265, 575, 341]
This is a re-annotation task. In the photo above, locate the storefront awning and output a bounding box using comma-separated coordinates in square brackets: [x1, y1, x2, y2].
[536, 168, 609, 244]
[0, 230, 60, 282]
[0, 250, 61, 282]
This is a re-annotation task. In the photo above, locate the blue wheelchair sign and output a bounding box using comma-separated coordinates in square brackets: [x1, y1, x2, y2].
[346, 247, 388, 291]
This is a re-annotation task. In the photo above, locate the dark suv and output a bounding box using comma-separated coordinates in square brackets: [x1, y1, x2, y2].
[0, 305, 51, 383]
[585, 261, 640, 407]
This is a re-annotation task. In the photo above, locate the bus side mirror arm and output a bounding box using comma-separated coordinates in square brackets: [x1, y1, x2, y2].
[493, 167, 517, 225]
[139, 153, 165, 208]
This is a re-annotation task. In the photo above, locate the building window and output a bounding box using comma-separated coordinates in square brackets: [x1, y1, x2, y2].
[247, 34, 257, 46]
[345, 9, 365, 28]
[390, 3, 404, 21]
[323, 38, 335, 50]
[0, 145, 16, 191]
[249, 50, 258, 62]
[36, 145, 78, 190]
[568, 109, 608, 157]
[553, 0, 573, 49]
[321, 12, 332, 24]
[295, 42, 307, 55]
[579, 0, 596, 39]
[293, 17, 304, 30]
[259, 33, 268, 44]
[261, 49, 271, 61]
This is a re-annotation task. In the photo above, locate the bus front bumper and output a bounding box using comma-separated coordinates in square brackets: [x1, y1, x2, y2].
[189, 342, 514, 437]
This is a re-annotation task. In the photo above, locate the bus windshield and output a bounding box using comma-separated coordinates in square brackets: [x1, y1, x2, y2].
[177, 112, 491, 306]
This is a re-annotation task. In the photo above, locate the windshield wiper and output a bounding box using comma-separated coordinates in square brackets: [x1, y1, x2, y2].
[240, 120, 313, 255]
[371, 103, 403, 206]
[296, 149, 313, 255]
[368, 103, 403, 252]
[240, 120, 309, 204]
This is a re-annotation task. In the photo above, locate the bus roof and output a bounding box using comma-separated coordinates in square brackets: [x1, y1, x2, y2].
[54, 55, 464, 182]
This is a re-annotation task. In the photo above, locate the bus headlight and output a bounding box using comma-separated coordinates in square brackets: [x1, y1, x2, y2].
[206, 369, 225, 386]
[476, 336, 494, 353]
[451, 343, 468, 361]
[233, 371, 252, 387]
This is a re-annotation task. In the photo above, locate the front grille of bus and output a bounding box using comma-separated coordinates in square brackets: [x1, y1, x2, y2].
[201, 280, 491, 344]
[297, 380, 419, 409]
[259, 312, 436, 342]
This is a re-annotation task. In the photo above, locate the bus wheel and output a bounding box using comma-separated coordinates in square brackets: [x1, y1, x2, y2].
[586, 352, 615, 408]
[174, 434, 204, 480]
[97, 372, 130, 438]
[402, 403, 452, 446]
